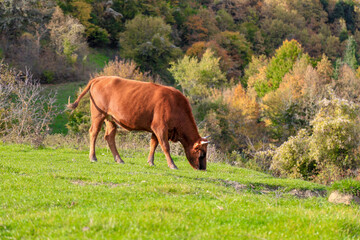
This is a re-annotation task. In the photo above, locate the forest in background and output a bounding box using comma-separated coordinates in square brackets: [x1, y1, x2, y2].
[2, 0, 360, 184]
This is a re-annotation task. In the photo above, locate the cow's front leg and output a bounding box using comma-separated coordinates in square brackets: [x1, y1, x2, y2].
[152, 129, 178, 169]
[147, 133, 158, 166]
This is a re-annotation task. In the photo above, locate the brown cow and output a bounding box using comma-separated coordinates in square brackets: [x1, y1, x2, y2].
[67, 76, 209, 170]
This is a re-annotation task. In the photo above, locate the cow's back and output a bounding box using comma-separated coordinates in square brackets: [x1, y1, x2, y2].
[89, 76, 191, 132]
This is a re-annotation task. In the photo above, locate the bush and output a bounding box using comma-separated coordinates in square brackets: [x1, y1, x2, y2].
[309, 93, 360, 170]
[41, 70, 55, 84]
[0, 62, 57, 146]
[250, 146, 276, 173]
[169, 49, 226, 102]
[272, 129, 315, 179]
[271, 91, 360, 183]
[86, 25, 110, 47]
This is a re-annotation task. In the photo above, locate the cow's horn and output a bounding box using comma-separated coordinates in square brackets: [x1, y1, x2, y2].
[200, 140, 210, 145]
[204, 135, 211, 139]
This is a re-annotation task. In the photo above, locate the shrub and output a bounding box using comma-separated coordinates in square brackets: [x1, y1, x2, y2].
[0, 62, 57, 146]
[309, 93, 360, 172]
[86, 25, 110, 47]
[272, 129, 315, 179]
[247, 146, 276, 173]
[41, 70, 55, 84]
[169, 48, 226, 102]
[272, 91, 360, 183]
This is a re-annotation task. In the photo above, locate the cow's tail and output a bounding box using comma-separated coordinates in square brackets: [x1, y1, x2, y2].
[67, 79, 96, 110]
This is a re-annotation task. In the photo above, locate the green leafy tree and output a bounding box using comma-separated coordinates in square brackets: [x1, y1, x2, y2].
[252, 40, 303, 98]
[215, 9, 235, 31]
[214, 31, 252, 79]
[266, 40, 303, 92]
[343, 35, 358, 69]
[119, 14, 181, 79]
[169, 49, 226, 102]
[329, 0, 356, 33]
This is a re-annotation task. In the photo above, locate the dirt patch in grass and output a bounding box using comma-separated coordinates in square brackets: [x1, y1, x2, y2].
[221, 179, 327, 198]
[71, 180, 132, 187]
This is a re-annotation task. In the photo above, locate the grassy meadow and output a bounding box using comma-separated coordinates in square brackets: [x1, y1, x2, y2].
[1, 143, 360, 239]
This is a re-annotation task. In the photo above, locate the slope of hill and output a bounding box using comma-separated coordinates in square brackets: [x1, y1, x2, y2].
[0, 144, 359, 239]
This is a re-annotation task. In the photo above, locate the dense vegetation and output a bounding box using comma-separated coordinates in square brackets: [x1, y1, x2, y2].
[1, 0, 360, 184]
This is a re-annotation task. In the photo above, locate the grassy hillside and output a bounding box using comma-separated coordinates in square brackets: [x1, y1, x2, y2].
[0, 144, 359, 239]
[46, 82, 86, 134]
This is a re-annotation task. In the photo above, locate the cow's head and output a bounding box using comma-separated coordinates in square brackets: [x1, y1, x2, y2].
[187, 137, 209, 170]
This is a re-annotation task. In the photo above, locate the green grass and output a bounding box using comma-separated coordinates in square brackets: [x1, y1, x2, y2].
[331, 179, 360, 197]
[1, 143, 360, 239]
[45, 48, 111, 134]
[87, 52, 110, 70]
[46, 82, 86, 134]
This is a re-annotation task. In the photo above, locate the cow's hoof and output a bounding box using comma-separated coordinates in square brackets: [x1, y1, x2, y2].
[148, 161, 155, 166]
[169, 165, 178, 170]
[90, 158, 97, 163]
[115, 156, 124, 164]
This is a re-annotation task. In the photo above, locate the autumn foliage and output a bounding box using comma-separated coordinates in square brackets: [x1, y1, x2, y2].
[2, 0, 360, 183]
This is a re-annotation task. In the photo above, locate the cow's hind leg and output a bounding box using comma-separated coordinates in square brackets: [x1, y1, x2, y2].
[147, 133, 158, 166]
[152, 128, 177, 169]
[89, 105, 105, 162]
[104, 119, 124, 164]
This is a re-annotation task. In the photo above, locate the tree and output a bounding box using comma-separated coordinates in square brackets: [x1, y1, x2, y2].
[169, 49, 226, 102]
[214, 31, 252, 79]
[324, 35, 343, 61]
[316, 54, 333, 84]
[343, 35, 358, 69]
[329, 0, 356, 33]
[215, 9, 235, 31]
[47, 6, 88, 65]
[119, 14, 181, 79]
[266, 40, 303, 92]
[261, 55, 317, 141]
[184, 15, 209, 44]
[334, 64, 360, 102]
[247, 40, 303, 98]
[0, 0, 55, 39]
[71, 0, 92, 23]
